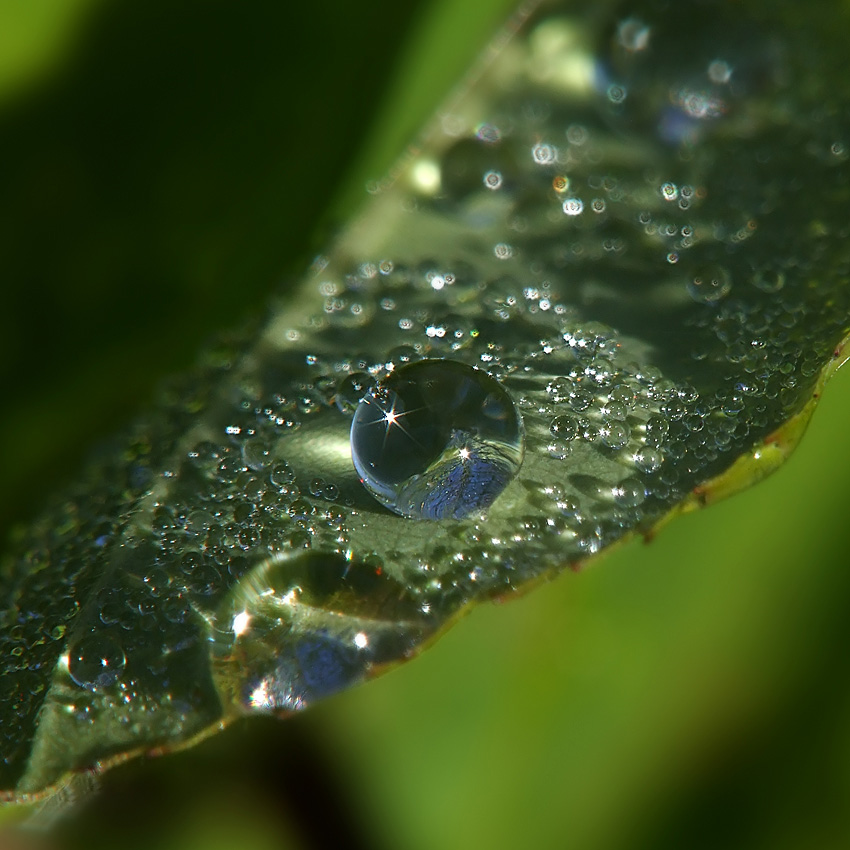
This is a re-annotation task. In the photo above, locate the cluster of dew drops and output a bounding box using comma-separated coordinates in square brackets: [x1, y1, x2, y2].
[124, 0, 846, 622]
[42, 0, 850, 707]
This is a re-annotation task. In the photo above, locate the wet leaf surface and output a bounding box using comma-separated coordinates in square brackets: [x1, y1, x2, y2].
[2, 0, 850, 804]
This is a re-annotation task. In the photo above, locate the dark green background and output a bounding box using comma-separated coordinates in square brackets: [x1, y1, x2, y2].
[2, 1, 850, 848]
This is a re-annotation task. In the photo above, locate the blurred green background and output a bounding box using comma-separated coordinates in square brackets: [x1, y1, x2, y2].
[2, 1, 850, 848]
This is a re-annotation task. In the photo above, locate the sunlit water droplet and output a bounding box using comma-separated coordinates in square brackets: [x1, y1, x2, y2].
[68, 633, 126, 690]
[612, 477, 646, 508]
[601, 420, 630, 449]
[350, 359, 524, 520]
[550, 414, 579, 440]
[634, 446, 663, 473]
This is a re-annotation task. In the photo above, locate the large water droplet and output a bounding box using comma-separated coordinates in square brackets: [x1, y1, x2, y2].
[350, 359, 524, 520]
[68, 633, 126, 690]
[214, 551, 434, 713]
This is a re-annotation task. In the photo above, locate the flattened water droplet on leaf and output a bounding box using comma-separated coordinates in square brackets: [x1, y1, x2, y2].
[213, 550, 433, 713]
[687, 264, 732, 304]
[350, 360, 524, 520]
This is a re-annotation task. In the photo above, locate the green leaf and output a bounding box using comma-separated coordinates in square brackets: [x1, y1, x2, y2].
[2, 0, 850, 816]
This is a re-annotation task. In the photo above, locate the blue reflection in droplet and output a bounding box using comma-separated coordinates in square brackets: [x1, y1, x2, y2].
[350, 359, 524, 520]
[294, 635, 360, 698]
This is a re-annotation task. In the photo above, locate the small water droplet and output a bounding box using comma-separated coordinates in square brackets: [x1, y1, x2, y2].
[599, 399, 627, 420]
[568, 387, 594, 411]
[753, 268, 786, 293]
[270, 462, 296, 488]
[483, 170, 503, 190]
[242, 438, 271, 471]
[532, 142, 557, 164]
[601, 420, 630, 449]
[644, 414, 670, 445]
[687, 264, 732, 303]
[350, 360, 524, 520]
[612, 478, 646, 508]
[335, 372, 372, 414]
[550, 414, 579, 440]
[547, 441, 572, 460]
[634, 446, 663, 473]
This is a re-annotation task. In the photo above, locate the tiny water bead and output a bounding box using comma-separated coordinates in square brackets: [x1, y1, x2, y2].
[350, 359, 524, 520]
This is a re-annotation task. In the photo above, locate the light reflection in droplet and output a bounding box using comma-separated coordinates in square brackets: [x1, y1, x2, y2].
[350, 360, 524, 520]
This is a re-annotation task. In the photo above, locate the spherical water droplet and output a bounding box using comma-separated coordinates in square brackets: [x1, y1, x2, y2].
[532, 143, 557, 164]
[753, 268, 786, 293]
[270, 462, 296, 488]
[609, 383, 637, 409]
[634, 446, 663, 473]
[547, 441, 572, 460]
[602, 420, 630, 449]
[612, 478, 646, 508]
[440, 137, 514, 200]
[644, 414, 670, 445]
[599, 400, 627, 420]
[350, 360, 524, 520]
[568, 387, 594, 411]
[385, 345, 420, 370]
[242, 438, 271, 471]
[687, 264, 732, 303]
[547, 376, 571, 402]
[549, 414, 579, 440]
[335, 372, 372, 414]
[68, 633, 126, 690]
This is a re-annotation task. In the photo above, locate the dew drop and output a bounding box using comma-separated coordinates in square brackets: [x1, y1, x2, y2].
[270, 462, 296, 488]
[612, 477, 646, 508]
[335, 372, 372, 414]
[568, 387, 594, 411]
[532, 143, 557, 164]
[753, 268, 786, 293]
[68, 633, 126, 690]
[609, 383, 637, 409]
[601, 420, 630, 450]
[242, 438, 271, 471]
[550, 414, 579, 440]
[644, 414, 670, 445]
[634, 446, 663, 473]
[547, 440, 572, 460]
[350, 360, 524, 520]
[686, 264, 732, 303]
[547, 376, 572, 402]
[599, 399, 627, 420]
